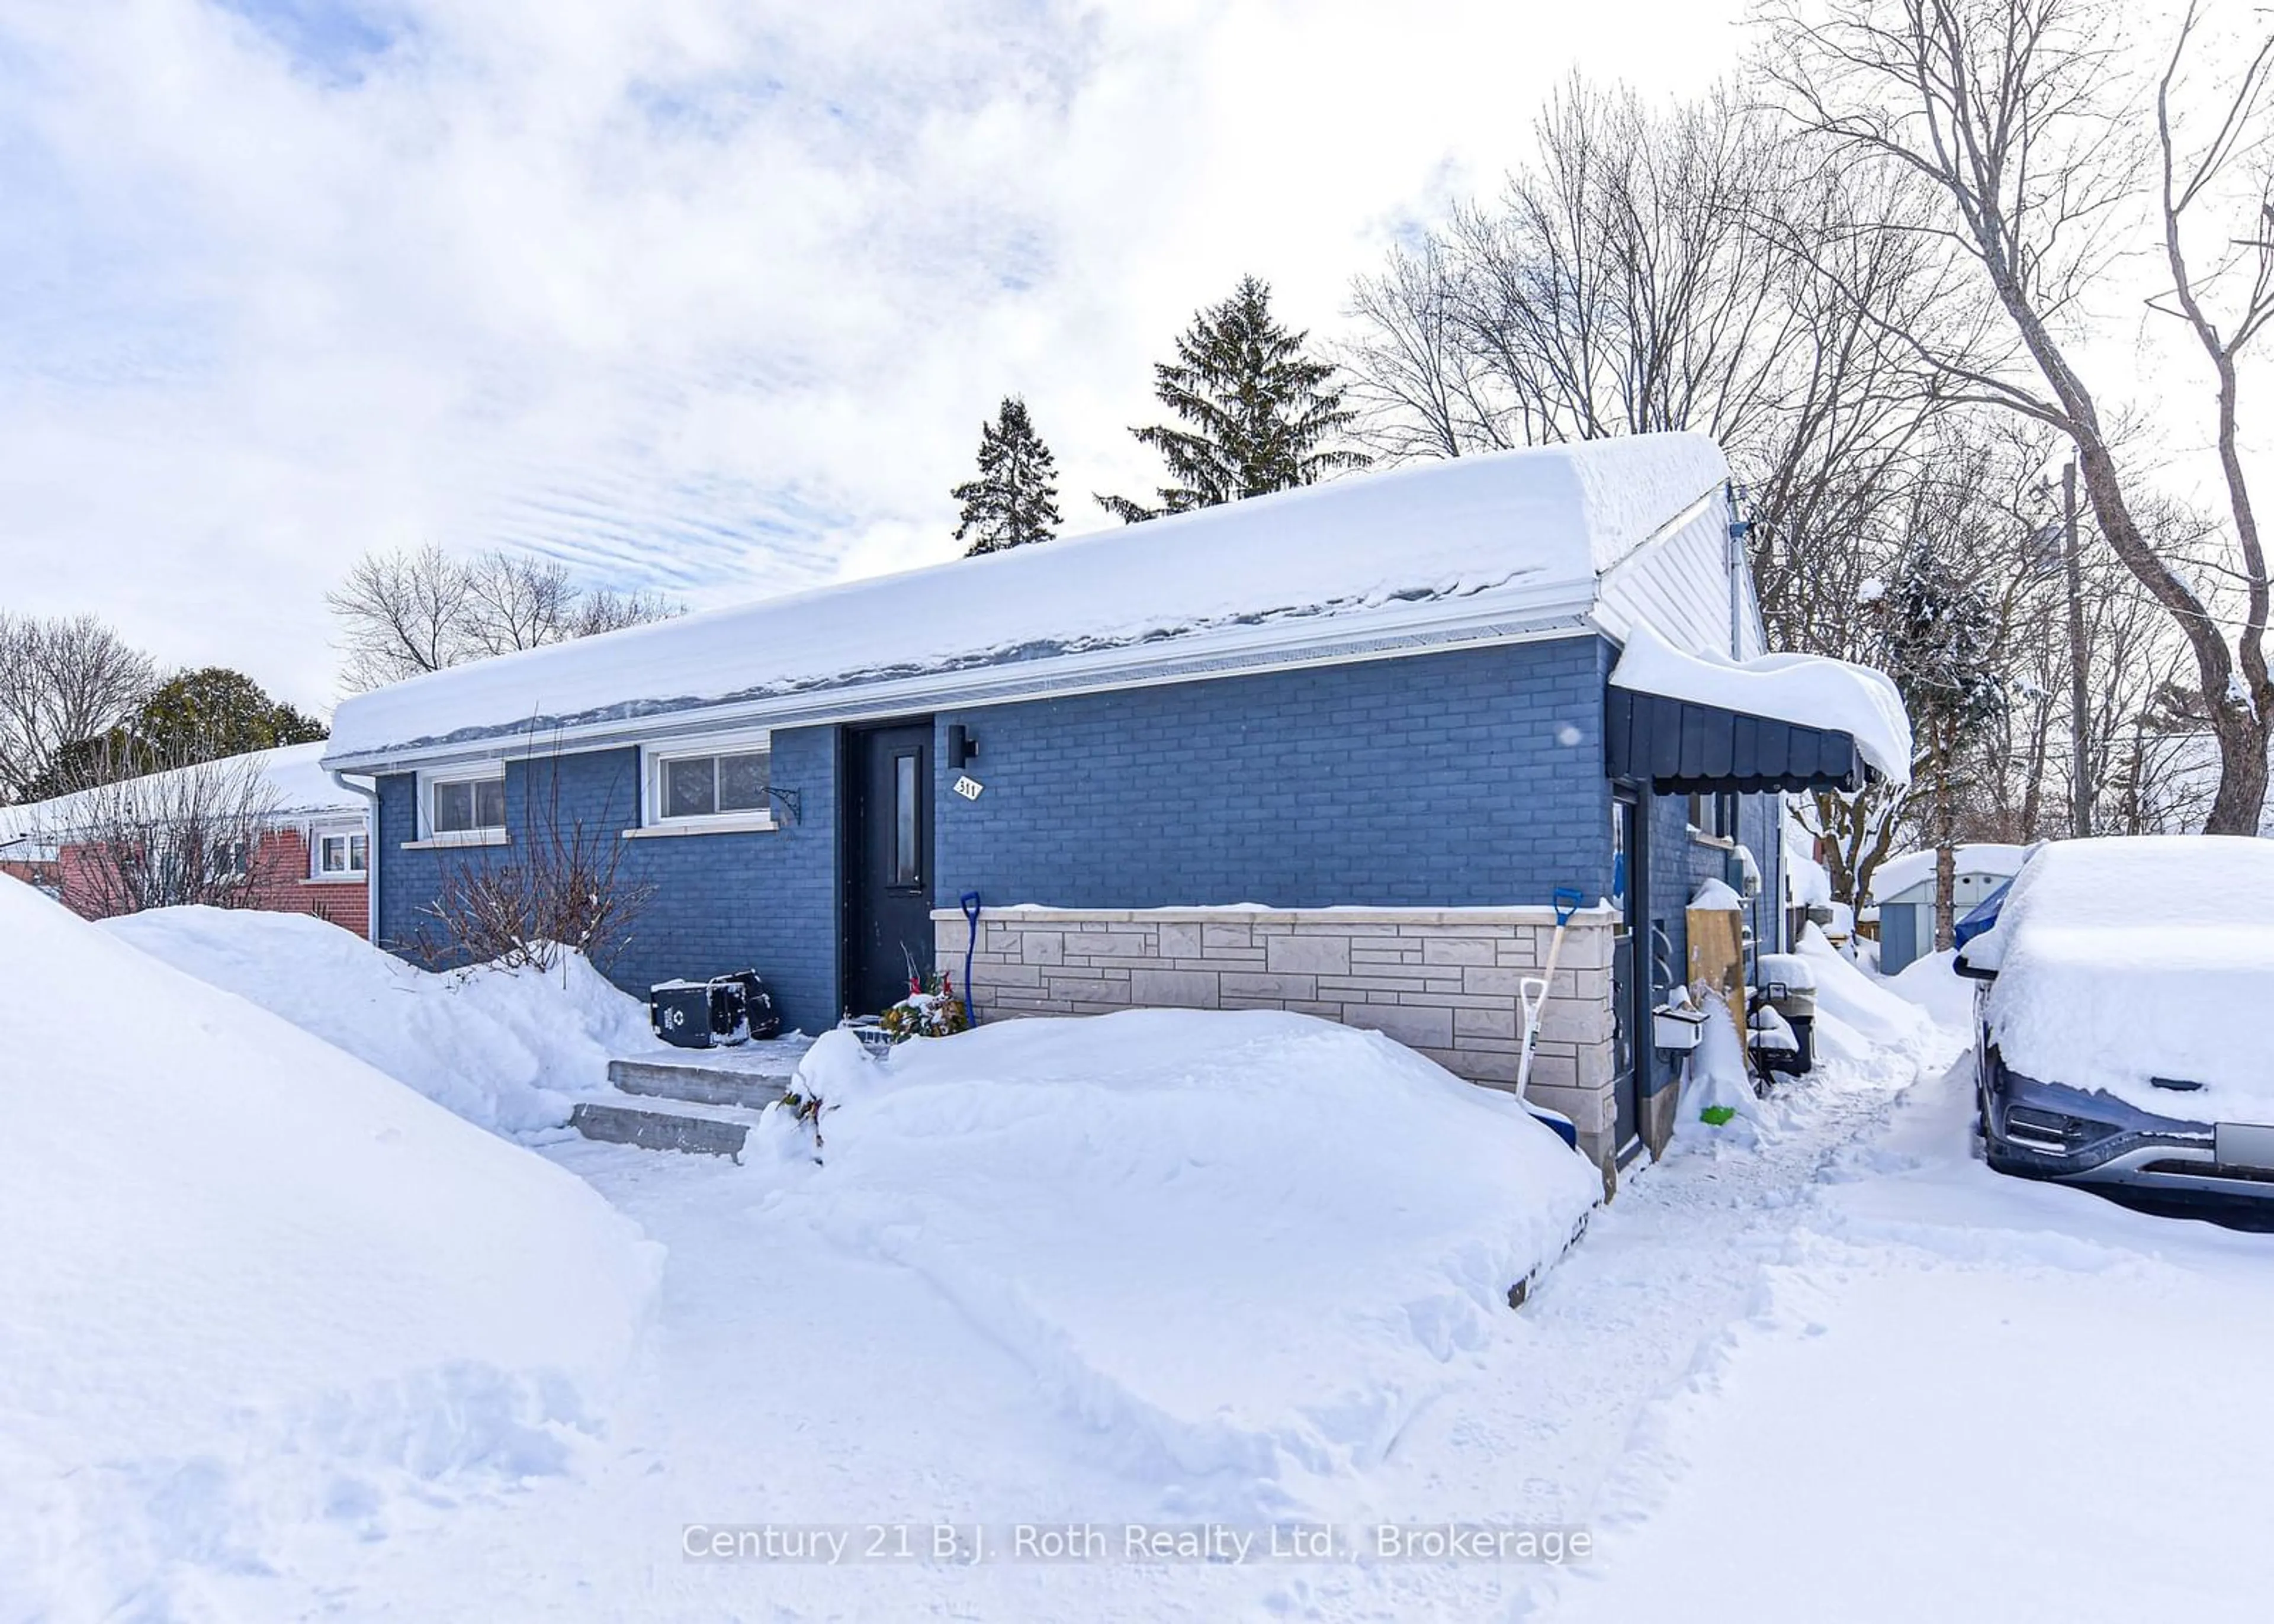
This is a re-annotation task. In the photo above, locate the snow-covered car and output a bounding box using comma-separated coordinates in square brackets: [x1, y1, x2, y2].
[1957, 836, 2274, 1215]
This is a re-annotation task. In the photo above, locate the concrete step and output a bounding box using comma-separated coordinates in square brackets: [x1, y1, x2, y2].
[568, 1098, 772, 1160]
[606, 1040, 805, 1109]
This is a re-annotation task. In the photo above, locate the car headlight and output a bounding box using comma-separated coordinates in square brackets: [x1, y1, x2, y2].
[2002, 1104, 2121, 1156]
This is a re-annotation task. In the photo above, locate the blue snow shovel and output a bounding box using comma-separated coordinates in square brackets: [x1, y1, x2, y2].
[1516, 887, 1587, 1150]
[959, 890, 983, 1028]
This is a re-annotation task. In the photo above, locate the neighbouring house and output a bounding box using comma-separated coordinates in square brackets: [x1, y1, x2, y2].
[321, 432, 1909, 1175]
[1869, 842, 2030, 973]
[0, 742, 371, 937]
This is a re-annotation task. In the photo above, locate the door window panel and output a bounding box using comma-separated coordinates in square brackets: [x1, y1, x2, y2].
[893, 752, 919, 886]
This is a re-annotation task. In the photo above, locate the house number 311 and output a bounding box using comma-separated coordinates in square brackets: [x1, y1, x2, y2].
[952, 775, 984, 801]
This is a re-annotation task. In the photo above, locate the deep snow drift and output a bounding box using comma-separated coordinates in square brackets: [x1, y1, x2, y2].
[756, 1011, 1603, 1506]
[1794, 923, 1941, 1067]
[102, 906, 651, 1135]
[1968, 835, 2274, 1115]
[0, 878, 658, 1615]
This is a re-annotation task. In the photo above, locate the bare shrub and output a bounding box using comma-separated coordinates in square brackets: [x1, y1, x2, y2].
[402, 763, 656, 974]
[32, 745, 282, 919]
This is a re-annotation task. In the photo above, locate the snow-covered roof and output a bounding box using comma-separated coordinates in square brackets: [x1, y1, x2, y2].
[323, 433, 1733, 769]
[0, 743, 361, 844]
[1608, 626, 1913, 784]
[1867, 842, 2029, 903]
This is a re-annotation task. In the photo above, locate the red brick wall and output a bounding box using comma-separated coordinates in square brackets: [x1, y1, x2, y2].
[49, 824, 369, 938]
[1, 857, 58, 892]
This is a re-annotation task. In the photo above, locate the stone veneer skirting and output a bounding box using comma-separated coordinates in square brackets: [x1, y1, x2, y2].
[933, 905, 1619, 1166]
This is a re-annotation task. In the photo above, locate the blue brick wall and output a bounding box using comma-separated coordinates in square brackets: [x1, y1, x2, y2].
[374, 726, 841, 1031]
[934, 636, 1614, 909]
[374, 635, 1632, 1030]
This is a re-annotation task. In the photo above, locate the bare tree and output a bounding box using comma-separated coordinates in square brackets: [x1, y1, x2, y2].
[1342, 81, 1798, 454]
[30, 745, 282, 919]
[328, 546, 680, 692]
[1338, 77, 1966, 659]
[1765, 0, 2274, 833]
[458, 552, 576, 657]
[0, 613, 156, 803]
[326, 546, 473, 690]
[568, 584, 680, 640]
[1344, 239, 1504, 460]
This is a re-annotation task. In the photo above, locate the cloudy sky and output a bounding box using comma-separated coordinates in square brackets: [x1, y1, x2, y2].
[0, 0, 1756, 709]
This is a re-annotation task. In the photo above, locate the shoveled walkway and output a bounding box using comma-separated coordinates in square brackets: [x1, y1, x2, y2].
[207, 1018, 1962, 1620]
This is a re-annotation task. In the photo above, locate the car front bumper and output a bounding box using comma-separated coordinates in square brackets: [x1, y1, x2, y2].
[1983, 1063, 2274, 1206]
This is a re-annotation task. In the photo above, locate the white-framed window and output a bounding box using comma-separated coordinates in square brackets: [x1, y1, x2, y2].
[418, 766, 508, 842]
[313, 828, 369, 879]
[641, 732, 774, 833]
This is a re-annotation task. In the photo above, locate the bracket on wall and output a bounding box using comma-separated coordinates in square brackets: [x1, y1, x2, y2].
[766, 786, 803, 827]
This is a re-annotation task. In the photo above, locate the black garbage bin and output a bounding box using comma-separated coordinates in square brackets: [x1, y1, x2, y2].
[649, 971, 781, 1049]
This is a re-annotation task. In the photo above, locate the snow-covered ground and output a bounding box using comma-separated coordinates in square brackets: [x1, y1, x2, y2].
[11, 895, 2267, 1620]
[0, 880, 659, 1621]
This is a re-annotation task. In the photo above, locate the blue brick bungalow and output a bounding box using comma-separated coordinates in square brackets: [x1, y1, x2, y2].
[322, 433, 1901, 1172]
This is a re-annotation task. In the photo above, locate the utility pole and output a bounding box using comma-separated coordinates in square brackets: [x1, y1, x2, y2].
[2063, 461, 2092, 838]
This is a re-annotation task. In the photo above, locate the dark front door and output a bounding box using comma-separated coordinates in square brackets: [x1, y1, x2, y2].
[842, 721, 935, 1018]
[1611, 788, 1645, 1159]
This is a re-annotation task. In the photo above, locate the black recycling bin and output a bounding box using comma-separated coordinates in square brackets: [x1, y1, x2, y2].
[648, 970, 781, 1049]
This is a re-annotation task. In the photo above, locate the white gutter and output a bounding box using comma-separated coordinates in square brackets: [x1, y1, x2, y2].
[327, 770, 381, 943]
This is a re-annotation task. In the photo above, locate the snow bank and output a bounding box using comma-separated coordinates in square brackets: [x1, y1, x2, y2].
[1610, 625, 1913, 783]
[1796, 924, 1941, 1065]
[326, 435, 1728, 761]
[1878, 948, 1976, 1035]
[1675, 1003, 1764, 1144]
[0, 878, 657, 1612]
[1866, 841, 2028, 902]
[101, 906, 650, 1135]
[1973, 835, 2274, 1115]
[755, 1009, 1600, 1506]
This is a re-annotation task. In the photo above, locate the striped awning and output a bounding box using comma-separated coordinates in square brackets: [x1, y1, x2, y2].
[1604, 686, 1868, 795]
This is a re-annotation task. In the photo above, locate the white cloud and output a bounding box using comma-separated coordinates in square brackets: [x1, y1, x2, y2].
[0, 0, 1746, 709]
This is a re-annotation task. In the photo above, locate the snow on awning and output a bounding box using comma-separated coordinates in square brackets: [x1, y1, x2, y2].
[1606, 627, 1912, 793]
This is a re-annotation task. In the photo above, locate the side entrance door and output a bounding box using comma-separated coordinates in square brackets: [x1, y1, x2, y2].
[1611, 787, 1646, 1160]
[841, 721, 936, 1019]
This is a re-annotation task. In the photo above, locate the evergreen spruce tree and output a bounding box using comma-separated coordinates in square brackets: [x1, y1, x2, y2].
[952, 396, 1064, 555]
[1097, 275, 1369, 523]
[1882, 558, 2006, 948]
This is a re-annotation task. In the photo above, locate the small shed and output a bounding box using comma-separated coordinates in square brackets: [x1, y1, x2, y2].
[1870, 843, 2028, 972]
